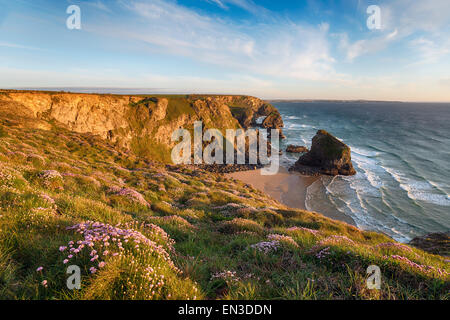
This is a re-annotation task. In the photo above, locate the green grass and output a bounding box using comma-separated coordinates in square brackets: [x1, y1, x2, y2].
[0, 109, 448, 300]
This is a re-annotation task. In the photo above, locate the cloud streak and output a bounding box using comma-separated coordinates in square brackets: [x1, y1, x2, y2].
[341, 0, 450, 62]
[95, 0, 339, 81]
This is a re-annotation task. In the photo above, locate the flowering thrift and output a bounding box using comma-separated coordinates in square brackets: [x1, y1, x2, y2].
[211, 270, 240, 283]
[108, 186, 150, 207]
[41, 193, 55, 205]
[287, 226, 320, 236]
[64, 221, 179, 273]
[319, 235, 355, 246]
[375, 242, 413, 252]
[268, 234, 299, 247]
[316, 247, 331, 260]
[250, 241, 280, 254]
[385, 255, 449, 278]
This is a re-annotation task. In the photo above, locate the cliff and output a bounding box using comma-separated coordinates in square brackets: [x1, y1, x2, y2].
[0, 90, 448, 300]
[0, 90, 282, 162]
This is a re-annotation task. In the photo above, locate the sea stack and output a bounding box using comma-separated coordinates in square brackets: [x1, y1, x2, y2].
[290, 130, 356, 176]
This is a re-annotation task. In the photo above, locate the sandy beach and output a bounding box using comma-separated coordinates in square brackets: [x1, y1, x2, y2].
[227, 167, 356, 226]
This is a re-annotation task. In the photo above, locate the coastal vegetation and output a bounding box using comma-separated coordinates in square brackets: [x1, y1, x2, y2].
[0, 91, 448, 300]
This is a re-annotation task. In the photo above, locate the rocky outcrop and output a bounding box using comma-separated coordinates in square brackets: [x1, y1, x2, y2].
[290, 130, 356, 176]
[226, 96, 285, 138]
[261, 113, 283, 130]
[409, 232, 450, 257]
[0, 90, 280, 164]
[286, 145, 309, 153]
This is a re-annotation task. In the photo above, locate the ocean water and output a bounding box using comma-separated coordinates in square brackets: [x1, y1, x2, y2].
[274, 102, 450, 242]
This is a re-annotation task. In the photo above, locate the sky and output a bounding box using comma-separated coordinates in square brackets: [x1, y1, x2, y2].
[0, 0, 450, 101]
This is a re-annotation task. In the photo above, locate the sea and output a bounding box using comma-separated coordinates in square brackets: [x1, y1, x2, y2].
[273, 101, 450, 243]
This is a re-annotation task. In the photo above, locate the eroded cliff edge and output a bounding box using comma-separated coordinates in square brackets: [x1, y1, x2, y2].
[0, 90, 283, 163]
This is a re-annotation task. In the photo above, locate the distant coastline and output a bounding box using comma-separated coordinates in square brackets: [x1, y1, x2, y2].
[269, 99, 405, 103]
[269, 99, 450, 104]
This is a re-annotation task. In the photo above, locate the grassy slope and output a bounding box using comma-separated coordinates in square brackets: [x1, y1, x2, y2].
[0, 112, 448, 300]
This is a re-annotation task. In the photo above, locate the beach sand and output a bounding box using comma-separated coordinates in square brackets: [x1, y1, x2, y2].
[226, 167, 356, 226]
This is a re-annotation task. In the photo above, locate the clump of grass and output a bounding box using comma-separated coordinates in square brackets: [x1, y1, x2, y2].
[219, 218, 264, 234]
[0, 126, 8, 138]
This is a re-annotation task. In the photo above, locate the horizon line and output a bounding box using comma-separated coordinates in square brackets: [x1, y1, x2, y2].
[2, 87, 450, 104]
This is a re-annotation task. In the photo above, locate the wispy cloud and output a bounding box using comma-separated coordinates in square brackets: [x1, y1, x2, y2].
[339, 29, 398, 62]
[206, 0, 228, 10]
[97, 0, 337, 81]
[76, 0, 112, 13]
[206, 0, 269, 16]
[409, 37, 450, 65]
[341, 0, 450, 62]
[0, 42, 42, 51]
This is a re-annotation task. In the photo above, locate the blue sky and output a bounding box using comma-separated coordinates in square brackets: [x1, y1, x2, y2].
[1, 0, 450, 101]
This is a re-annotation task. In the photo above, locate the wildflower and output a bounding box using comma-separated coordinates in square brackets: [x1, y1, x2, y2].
[316, 247, 331, 259]
[211, 270, 240, 283]
[250, 241, 280, 254]
[375, 242, 413, 252]
[386, 255, 449, 277]
[108, 187, 150, 207]
[90, 267, 97, 274]
[36, 266, 43, 272]
[42, 280, 48, 287]
[63, 259, 69, 264]
[319, 235, 355, 246]
[98, 262, 106, 268]
[268, 234, 298, 247]
[59, 246, 67, 252]
[287, 226, 320, 236]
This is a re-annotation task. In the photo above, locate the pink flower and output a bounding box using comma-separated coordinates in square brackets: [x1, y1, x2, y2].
[36, 266, 43, 272]
[98, 262, 106, 268]
[89, 267, 97, 274]
[63, 259, 69, 264]
[59, 246, 67, 252]
[42, 280, 48, 287]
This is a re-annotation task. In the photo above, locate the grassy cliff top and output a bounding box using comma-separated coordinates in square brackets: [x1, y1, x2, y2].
[0, 99, 448, 300]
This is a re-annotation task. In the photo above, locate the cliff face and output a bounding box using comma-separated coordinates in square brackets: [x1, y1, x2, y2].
[0, 90, 281, 162]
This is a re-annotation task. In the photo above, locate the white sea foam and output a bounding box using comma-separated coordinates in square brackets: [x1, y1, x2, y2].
[285, 123, 314, 130]
[382, 166, 450, 207]
[278, 106, 447, 243]
[304, 164, 413, 242]
[351, 147, 379, 157]
[351, 154, 383, 190]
